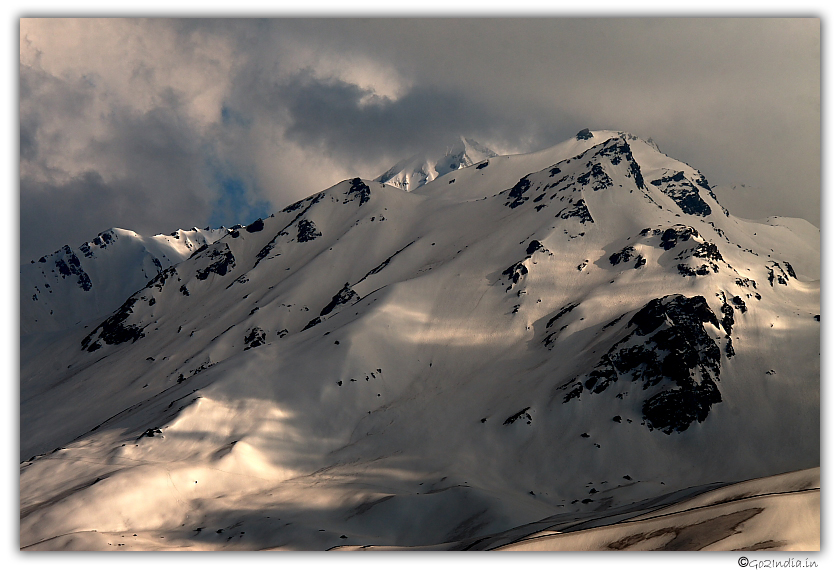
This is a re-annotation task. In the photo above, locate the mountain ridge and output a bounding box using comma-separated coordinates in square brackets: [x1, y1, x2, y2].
[21, 226, 229, 334]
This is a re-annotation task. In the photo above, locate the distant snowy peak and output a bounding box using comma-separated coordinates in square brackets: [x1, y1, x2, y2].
[76, 227, 227, 264]
[376, 136, 498, 191]
[21, 226, 229, 333]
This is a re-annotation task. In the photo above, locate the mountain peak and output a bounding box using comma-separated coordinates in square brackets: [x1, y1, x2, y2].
[376, 136, 498, 191]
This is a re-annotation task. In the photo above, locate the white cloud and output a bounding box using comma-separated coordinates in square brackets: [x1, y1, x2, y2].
[18, 17, 821, 261]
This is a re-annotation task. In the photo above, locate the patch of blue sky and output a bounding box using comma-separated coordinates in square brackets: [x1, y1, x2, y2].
[220, 104, 251, 127]
[208, 174, 271, 230]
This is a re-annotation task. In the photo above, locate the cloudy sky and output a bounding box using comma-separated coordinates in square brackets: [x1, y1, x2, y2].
[18, 17, 820, 262]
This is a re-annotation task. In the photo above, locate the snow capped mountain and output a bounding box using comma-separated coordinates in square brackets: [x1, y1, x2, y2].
[21, 226, 228, 334]
[20, 130, 819, 551]
[376, 136, 498, 191]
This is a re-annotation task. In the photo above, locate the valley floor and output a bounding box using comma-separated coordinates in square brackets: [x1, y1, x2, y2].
[22, 467, 818, 551]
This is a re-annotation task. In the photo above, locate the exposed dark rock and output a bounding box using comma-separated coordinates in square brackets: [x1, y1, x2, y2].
[576, 163, 612, 191]
[180, 285, 190, 296]
[502, 261, 528, 288]
[505, 177, 532, 209]
[561, 295, 723, 434]
[76, 272, 93, 291]
[296, 219, 322, 243]
[503, 407, 532, 425]
[546, 302, 579, 329]
[594, 138, 645, 189]
[344, 178, 371, 206]
[731, 296, 747, 313]
[475, 160, 489, 170]
[556, 199, 594, 224]
[526, 240, 546, 255]
[641, 379, 722, 435]
[359, 241, 415, 282]
[735, 278, 757, 289]
[54, 249, 93, 291]
[627, 158, 646, 190]
[256, 197, 325, 263]
[601, 314, 625, 331]
[725, 337, 736, 358]
[319, 283, 360, 317]
[576, 128, 593, 140]
[244, 327, 266, 350]
[766, 263, 787, 287]
[692, 242, 723, 262]
[650, 171, 712, 216]
[542, 331, 558, 347]
[148, 266, 177, 292]
[660, 225, 698, 250]
[81, 297, 145, 351]
[783, 262, 797, 279]
[720, 297, 734, 335]
[255, 240, 276, 262]
[196, 245, 236, 280]
[302, 317, 322, 331]
[189, 244, 208, 259]
[282, 198, 306, 213]
[677, 263, 712, 277]
[245, 218, 264, 233]
[610, 246, 636, 265]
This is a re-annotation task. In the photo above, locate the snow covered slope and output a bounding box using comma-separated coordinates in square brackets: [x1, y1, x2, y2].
[21, 227, 228, 334]
[492, 467, 820, 551]
[19, 130, 819, 551]
[376, 136, 497, 191]
[333, 467, 820, 551]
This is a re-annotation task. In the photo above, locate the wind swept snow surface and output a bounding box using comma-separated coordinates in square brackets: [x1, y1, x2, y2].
[20, 130, 819, 551]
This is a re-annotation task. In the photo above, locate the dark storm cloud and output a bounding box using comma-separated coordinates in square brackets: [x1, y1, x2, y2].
[273, 70, 577, 165]
[22, 172, 149, 262]
[217, 18, 819, 226]
[19, 63, 216, 261]
[18, 18, 821, 262]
